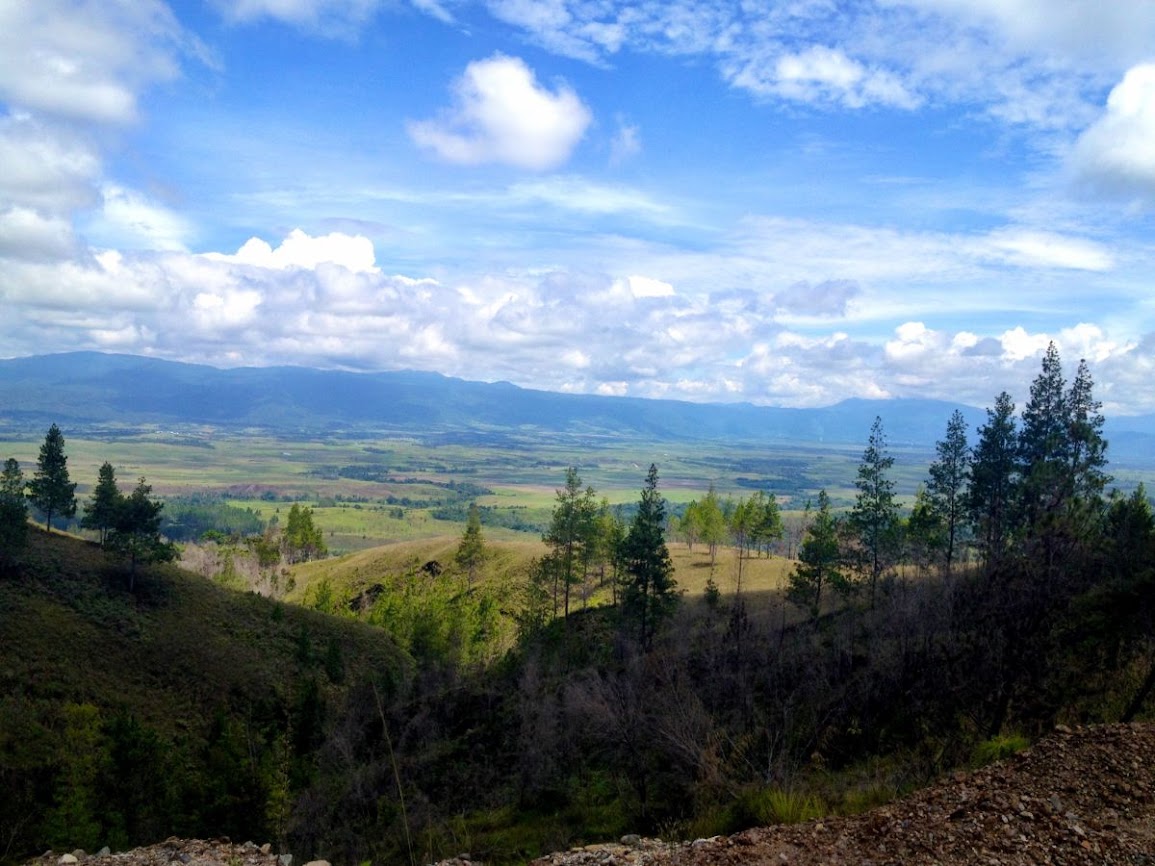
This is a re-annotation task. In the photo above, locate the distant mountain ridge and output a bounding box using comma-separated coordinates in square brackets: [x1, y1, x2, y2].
[2, 352, 1154, 456]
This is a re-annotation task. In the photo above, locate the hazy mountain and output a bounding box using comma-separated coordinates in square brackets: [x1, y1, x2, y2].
[2, 352, 1153, 456]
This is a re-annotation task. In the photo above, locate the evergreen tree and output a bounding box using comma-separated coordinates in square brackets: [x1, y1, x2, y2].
[620, 464, 678, 650]
[0, 457, 29, 563]
[787, 490, 847, 618]
[905, 486, 945, 578]
[1018, 342, 1069, 542]
[1064, 358, 1110, 518]
[968, 392, 1019, 573]
[107, 477, 177, 590]
[543, 467, 597, 619]
[696, 484, 727, 566]
[284, 503, 326, 563]
[455, 503, 486, 586]
[754, 491, 783, 557]
[82, 461, 121, 547]
[925, 409, 971, 576]
[28, 423, 77, 532]
[849, 417, 900, 606]
[1017, 346, 1109, 573]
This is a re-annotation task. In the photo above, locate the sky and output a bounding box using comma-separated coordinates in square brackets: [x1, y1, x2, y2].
[2, 1, 1155, 415]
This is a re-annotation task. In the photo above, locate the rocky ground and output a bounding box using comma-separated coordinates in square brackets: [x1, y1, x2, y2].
[26, 724, 1155, 866]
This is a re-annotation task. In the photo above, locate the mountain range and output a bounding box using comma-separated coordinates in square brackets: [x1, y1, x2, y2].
[2, 352, 1153, 460]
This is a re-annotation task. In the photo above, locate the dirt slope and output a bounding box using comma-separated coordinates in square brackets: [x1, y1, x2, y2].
[531, 723, 1155, 866]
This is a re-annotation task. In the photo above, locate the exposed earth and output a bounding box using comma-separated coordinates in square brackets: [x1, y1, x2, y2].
[27, 724, 1155, 866]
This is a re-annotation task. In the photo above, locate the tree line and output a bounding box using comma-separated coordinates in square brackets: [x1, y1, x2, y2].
[0, 425, 328, 584]
[787, 342, 1115, 624]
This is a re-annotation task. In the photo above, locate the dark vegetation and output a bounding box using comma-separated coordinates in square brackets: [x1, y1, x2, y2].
[2, 344, 1155, 866]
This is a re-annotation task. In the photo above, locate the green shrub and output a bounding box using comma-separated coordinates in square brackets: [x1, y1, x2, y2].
[735, 787, 826, 827]
[972, 733, 1029, 767]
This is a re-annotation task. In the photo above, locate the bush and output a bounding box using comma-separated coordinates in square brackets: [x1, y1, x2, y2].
[971, 733, 1029, 767]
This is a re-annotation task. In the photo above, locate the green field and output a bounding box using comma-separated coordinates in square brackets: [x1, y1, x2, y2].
[0, 425, 938, 550]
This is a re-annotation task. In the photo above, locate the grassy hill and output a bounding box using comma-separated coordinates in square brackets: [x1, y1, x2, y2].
[0, 528, 408, 864]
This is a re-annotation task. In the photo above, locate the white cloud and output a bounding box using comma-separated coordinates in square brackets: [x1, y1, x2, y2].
[621, 274, 675, 298]
[407, 54, 592, 171]
[0, 207, 76, 261]
[0, 0, 183, 123]
[982, 228, 1114, 271]
[217, 0, 380, 32]
[506, 176, 669, 216]
[1071, 63, 1155, 201]
[729, 45, 920, 109]
[206, 229, 379, 273]
[87, 184, 192, 252]
[0, 114, 101, 213]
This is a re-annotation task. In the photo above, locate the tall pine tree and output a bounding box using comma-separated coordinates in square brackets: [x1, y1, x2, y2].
[82, 461, 120, 547]
[620, 464, 678, 650]
[925, 409, 971, 576]
[29, 423, 77, 532]
[849, 417, 899, 606]
[968, 392, 1019, 573]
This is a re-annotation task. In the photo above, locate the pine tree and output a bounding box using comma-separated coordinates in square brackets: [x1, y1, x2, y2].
[82, 461, 121, 547]
[926, 409, 970, 576]
[543, 467, 597, 619]
[455, 503, 486, 586]
[107, 477, 176, 590]
[1018, 342, 1069, 539]
[620, 464, 678, 650]
[788, 490, 847, 618]
[849, 417, 899, 606]
[1065, 358, 1110, 508]
[0, 457, 29, 563]
[968, 392, 1019, 573]
[28, 423, 77, 532]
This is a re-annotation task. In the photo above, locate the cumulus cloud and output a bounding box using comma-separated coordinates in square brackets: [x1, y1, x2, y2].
[407, 54, 592, 171]
[0, 0, 183, 123]
[207, 229, 379, 273]
[1071, 63, 1155, 201]
[0, 207, 76, 262]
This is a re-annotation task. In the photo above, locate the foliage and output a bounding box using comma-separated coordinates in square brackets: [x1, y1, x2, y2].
[787, 490, 847, 617]
[924, 409, 970, 576]
[82, 461, 121, 547]
[285, 503, 327, 563]
[28, 423, 77, 533]
[455, 503, 487, 585]
[968, 392, 1019, 571]
[542, 468, 598, 618]
[0, 457, 28, 564]
[848, 417, 900, 606]
[620, 464, 678, 649]
[971, 733, 1029, 767]
[107, 477, 178, 588]
[161, 495, 265, 542]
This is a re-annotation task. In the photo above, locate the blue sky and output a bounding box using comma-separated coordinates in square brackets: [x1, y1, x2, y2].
[2, 1, 1155, 414]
